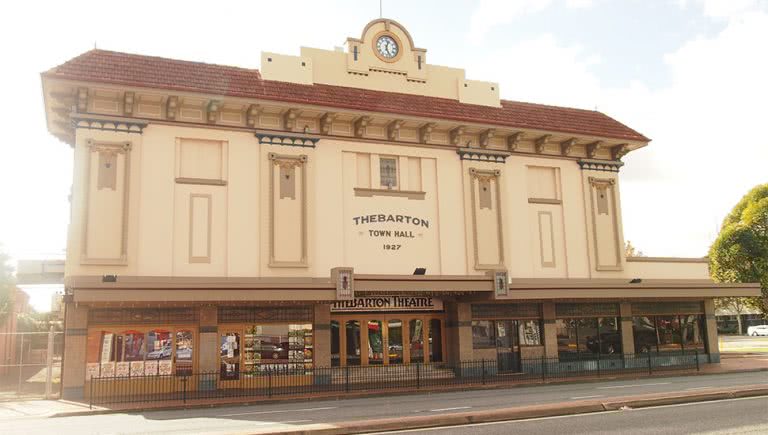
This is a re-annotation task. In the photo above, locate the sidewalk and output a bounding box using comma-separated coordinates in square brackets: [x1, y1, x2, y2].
[2, 353, 767, 419]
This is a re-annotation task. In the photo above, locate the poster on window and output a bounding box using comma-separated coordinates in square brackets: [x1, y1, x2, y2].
[115, 362, 130, 377]
[100, 362, 115, 378]
[144, 360, 158, 376]
[100, 333, 114, 363]
[86, 363, 101, 379]
[158, 360, 173, 376]
[130, 361, 144, 377]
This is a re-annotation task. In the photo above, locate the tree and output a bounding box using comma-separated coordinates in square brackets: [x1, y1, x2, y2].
[0, 245, 15, 324]
[714, 297, 756, 335]
[709, 184, 768, 318]
[625, 240, 645, 257]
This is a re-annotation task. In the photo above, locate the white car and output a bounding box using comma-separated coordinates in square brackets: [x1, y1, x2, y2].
[746, 325, 768, 336]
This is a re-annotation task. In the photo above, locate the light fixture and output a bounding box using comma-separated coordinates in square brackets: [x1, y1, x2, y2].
[413, 268, 426, 275]
[629, 278, 642, 284]
[102, 274, 118, 283]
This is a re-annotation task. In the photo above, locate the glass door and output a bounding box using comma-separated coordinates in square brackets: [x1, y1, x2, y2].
[345, 320, 361, 366]
[367, 320, 384, 365]
[388, 319, 404, 364]
[409, 319, 424, 363]
[496, 320, 520, 372]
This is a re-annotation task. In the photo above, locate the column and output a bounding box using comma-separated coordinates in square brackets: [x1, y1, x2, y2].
[704, 299, 720, 363]
[619, 302, 635, 354]
[313, 304, 331, 368]
[198, 306, 217, 390]
[542, 302, 558, 358]
[444, 302, 474, 365]
[62, 302, 88, 400]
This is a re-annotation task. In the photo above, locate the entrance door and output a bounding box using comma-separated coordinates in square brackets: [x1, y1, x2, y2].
[332, 314, 445, 366]
[496, 320, 521, 372]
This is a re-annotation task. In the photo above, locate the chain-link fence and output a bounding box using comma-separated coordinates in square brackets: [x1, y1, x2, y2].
[0, 330, 63, 400]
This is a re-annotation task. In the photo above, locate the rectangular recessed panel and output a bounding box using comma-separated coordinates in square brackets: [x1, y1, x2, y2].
[179, 139, 223, 180]
[189, 194, 211, 262]
[527, 166, 558, 200]
[356, 153, 370, 188]
[538, 211, 555, 267]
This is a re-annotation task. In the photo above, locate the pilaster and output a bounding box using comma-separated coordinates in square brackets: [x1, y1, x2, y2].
[62, 303, 88, 400]
[619, 302, 635, 354]
[313, 304, 331, 368]
[704, 299, 720, 362]
[542, 302, 558, 358]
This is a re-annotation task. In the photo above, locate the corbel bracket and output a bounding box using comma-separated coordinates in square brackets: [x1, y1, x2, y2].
[354, 116, 370, 138]
[166, 96, 178, 120]
[535, 134, 551, 154]
[283, 108, 301, 131]
[506, 132, 524, 151]
[479, 129, 496, 148]
[387, 119, 404, 141]
[246, 104, 262, 127]
[419, 122, 436, 144]
[561, 138, 577, 156]
[586, 141, 603, 159]
[450, 125, 466, 146]
[320, 112, 337, 135]
[612, 143, 630, 160]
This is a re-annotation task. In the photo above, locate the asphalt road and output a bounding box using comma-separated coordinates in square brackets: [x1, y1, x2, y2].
[2, 371, 768, 434]
[379, 396, 768, 435]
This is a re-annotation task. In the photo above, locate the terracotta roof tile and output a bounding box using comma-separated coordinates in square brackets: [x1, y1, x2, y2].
[44, 50, 649, 142]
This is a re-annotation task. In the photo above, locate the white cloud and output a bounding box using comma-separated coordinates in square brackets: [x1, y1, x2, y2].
[468, 0, 553, 44]
[565, 0, 594, 9]
[697, 0, 764, 18]
[470, 9, 768, 257]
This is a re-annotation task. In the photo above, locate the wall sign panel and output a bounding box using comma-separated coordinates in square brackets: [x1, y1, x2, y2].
[469, 168, 504, 270]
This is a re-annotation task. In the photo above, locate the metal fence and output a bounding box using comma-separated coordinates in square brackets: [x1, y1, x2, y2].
[0, 330, 63, 400]
[89, 351, 700, 407]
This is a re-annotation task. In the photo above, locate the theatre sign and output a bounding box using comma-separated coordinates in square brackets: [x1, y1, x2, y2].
[331, 296, 443, 312]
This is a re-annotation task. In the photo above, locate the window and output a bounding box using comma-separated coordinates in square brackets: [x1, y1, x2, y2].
[518, 320, 543, 346]
[633, 314, 706, 354]
[556, 317, 622, 360]
[472, 320, 496, 349]
[380, 157, 398, 188]
[87, 328, 193, 379]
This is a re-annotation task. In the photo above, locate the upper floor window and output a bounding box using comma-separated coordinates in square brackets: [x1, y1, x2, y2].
[380, 157, 398, 188]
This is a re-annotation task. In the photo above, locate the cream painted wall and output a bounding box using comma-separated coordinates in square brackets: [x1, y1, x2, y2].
[67, 124, 700, 281]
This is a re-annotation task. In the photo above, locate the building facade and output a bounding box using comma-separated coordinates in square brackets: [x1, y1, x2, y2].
[41, 19, 759, 400]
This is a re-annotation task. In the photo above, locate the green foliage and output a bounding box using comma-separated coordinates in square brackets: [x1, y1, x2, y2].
[709, 184, 768, 315]
[0, 245, 15, 323]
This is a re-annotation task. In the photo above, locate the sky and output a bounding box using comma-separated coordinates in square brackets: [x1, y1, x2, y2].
[1, 0, 766, 310]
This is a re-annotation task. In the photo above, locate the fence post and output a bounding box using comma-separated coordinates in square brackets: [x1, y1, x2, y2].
[416, 363, 421, 389]
[182, 376, 187, 404]
[268, 369, 273, 398]
[596, 352, 601, 378]
[17, 334, 24, 395]
[481, 359, 486, 385]
[345, 365, 349, 393]
[89, 378, 94, 410]
[45, 327, 54, 399]
[695, 349, 700, 372]
[541, 356, 546, 382]
[647, 351, 652, 375]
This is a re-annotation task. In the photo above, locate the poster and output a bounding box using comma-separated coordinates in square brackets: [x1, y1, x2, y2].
[159, 360, 173, 376]
[100, 333, 114, 363]
[144, 360, 158, 376]
[130, 361, 145, 377]
[115, 362, 130, 377]
[86, 363, 101, 379]
[100, 362, 115, 378]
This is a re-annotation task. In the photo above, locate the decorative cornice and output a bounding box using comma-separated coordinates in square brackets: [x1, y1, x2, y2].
[71, 115, 147, 134]
[578, 159, 624, 172]
[256, 132, 319, 148]
[457, 147, 510, 163]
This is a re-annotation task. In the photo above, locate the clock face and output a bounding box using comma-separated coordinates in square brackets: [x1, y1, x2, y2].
[376, 35, 399, 59]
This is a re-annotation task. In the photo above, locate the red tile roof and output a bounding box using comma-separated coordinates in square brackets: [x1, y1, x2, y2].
[44, 50, 649, 142]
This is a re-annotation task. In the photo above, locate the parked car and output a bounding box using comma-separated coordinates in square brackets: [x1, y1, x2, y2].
[747, 325, 768, 336]
[585, 329, 658, 354]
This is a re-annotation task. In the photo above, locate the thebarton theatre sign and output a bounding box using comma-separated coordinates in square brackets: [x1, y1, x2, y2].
[331, 296, 443, 312]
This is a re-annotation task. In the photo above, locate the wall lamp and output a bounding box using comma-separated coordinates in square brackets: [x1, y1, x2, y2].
[629, 278, 642, 284]
[413, 268, 426, 275]
[102, 274, 118, 283]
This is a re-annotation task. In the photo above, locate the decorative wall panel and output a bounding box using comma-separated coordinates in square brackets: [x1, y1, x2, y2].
[588, 177, 622, 271]
[81, 140, 131, 265]
[469, 168, 504, 269]
[269, 153, 308, 267]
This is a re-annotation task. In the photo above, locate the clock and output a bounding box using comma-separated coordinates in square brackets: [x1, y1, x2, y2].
[375, 35, 399, 60]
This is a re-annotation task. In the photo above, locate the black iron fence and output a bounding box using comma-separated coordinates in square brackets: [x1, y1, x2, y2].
[88, 351, 700, 408]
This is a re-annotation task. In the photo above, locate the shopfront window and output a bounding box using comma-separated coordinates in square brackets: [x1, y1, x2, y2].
[175, 330, 193, 376]
[239, 324, 313, 375]
[633, 314, 705, 354]
[220, 332, 240, 380]
[86, 328, 194, 379]
[409, 319, 424, 363]
[472, 320, 495, 349]
[518, 320, 542, 346]
[557, 317, 622, 359]
[331, 321, 340, 367]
